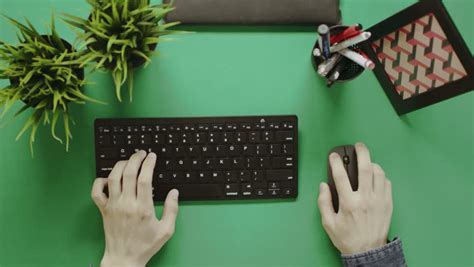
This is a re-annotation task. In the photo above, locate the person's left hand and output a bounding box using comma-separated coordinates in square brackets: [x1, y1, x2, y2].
[92, 151, 179, 267]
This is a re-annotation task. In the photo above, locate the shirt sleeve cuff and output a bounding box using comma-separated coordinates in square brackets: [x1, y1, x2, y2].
[341, 238, 407, 267]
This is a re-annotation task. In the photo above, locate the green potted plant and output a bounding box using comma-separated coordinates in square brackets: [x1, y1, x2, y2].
[0, 17, 100, 155]
[64, 0, 180, 102]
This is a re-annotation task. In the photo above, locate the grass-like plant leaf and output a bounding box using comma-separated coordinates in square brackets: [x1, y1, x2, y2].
[64, 0, 181, 102]
[0, 16, 102, 155]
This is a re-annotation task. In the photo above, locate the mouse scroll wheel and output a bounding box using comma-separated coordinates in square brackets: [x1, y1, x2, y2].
[343, 155, 350, 165]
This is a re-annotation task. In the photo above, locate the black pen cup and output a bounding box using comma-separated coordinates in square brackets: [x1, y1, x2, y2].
[312, 25, 365, 86]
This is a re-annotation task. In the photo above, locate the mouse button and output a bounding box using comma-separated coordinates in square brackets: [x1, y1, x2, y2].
[346, 146, 358, 191]
[342, 155, 350, 165]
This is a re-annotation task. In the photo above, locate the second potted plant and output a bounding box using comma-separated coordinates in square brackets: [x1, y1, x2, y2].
[64, 0, 180, 102]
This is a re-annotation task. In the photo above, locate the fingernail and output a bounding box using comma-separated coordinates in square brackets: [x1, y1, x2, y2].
[319, 183, 324, 192]
[149, 152, 156, 159]
[329, 153, 339, 160]
[170, 189, 179, 200]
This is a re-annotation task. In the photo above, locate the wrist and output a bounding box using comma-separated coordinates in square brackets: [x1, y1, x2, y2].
[342, 240, 388, 255]
[101, 253, 146, 267]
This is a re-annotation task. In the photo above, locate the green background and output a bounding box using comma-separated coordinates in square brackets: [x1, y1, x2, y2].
[0, 0, 473, 266]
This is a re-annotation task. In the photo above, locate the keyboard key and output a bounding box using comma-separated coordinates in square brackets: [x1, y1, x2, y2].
[282, 144, 294, 155]
[209, 132, 223, 143]
[241, 183, 253, 196]
[118, 148, 129, 159]
[251, 170, 264, 181]
[198, 171, 211, 182]
[112, 135, 125, 145]
[170, 172, 184, 183]
[231, 158, 244, 169]
[211, 171, 224, 182]
[153, 134, 166, 144]
[242, 145, 256, 156]
[256, 144, 268, 156]
[217, 158, 230, 170]
[190, 158, 201, 170]
[184, 172, 196, 180]
[269, 182, 279, 189]
[275, 131, 294, 142]
[249, 132, 261, 142]
[262, 131, 273, 142]
[187, 146, 200, 157]
[99, 148, 117, 159]
[201, 145, 213, 157]
[203, 158, 216, 170]
[225, 171, 238, 182]
[269, 144, 282, 155]
[271, 157, 294, 168]
[98, 135, 110, 145]
[239, 171, 250, 182]
[98, 160, 116, 172]
[225, 183, 239, 196]
[125, 135, 138, 145]
[283, 188, 293, 196]
[215, 145, 227, 157]
[113, 126, 125, 133]
[268, 189, 280, 196]
[140, 134, 152, 145]
[228, 145, 242, 156]
[99, 126, 110, 133]
[255, 188, 265, 196]
[266, 169, 294, 181]
[235, 132, 247, 143]
[176, 159, 189, 170]
[155, 184, 224, 200]
[222, 132, 234, 143]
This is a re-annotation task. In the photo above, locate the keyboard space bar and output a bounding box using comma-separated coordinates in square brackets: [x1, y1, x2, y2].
[154, 184, 224, 201]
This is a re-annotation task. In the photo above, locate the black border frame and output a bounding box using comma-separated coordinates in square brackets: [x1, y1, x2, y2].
[361, 0, 474, 115]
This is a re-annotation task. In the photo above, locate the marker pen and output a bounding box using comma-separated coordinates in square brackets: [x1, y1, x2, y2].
[317, 53, 342, 76]
[318, 24, 331, 59]
[313, 47, 321, 57]
[326, 58, 350, 87]
[330, 24, 363, 44]
[338, 48, 375, 69]
[330, 31, 371, 53]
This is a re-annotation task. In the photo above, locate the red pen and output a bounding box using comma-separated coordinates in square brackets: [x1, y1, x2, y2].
[331, 24, 363, 44]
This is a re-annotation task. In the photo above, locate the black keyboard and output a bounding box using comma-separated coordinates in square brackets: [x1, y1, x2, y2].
[94, 115, 298, 201]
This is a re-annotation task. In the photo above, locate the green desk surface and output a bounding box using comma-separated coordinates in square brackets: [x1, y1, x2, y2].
[0, 0, 473, 266]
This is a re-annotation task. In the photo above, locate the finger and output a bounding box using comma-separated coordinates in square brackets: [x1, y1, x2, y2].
[355, 142, 373, 193]
[122, 150, 147, 199]
[91, 178, 108, 210]
[137, 153, 157, 206]
[329, 153, 353, 199]
[161, 189, 179, 229]
[108, 160, 127, 200]
[372, 163, 385, 194]
[318, 182, 335, 230]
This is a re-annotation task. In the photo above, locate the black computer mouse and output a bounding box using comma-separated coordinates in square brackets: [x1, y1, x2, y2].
[327, 145, 358, 212]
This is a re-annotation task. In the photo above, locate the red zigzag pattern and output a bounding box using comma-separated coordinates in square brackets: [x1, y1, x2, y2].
[372, 13, 467, 100]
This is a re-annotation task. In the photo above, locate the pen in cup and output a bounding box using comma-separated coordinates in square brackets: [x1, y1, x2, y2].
[330, 31, 371, 53]
[318, 24, 331, 59]
[338, 48, 375, 69]
[318, 53, 342, 76]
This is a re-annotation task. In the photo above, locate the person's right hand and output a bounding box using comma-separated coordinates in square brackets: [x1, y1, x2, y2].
[317, 143, 393, 255]
[92, 151, 179, 267]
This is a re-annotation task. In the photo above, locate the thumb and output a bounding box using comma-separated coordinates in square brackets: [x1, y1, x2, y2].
[318, 182, 335, 230]
[161, 189, 179, 227]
